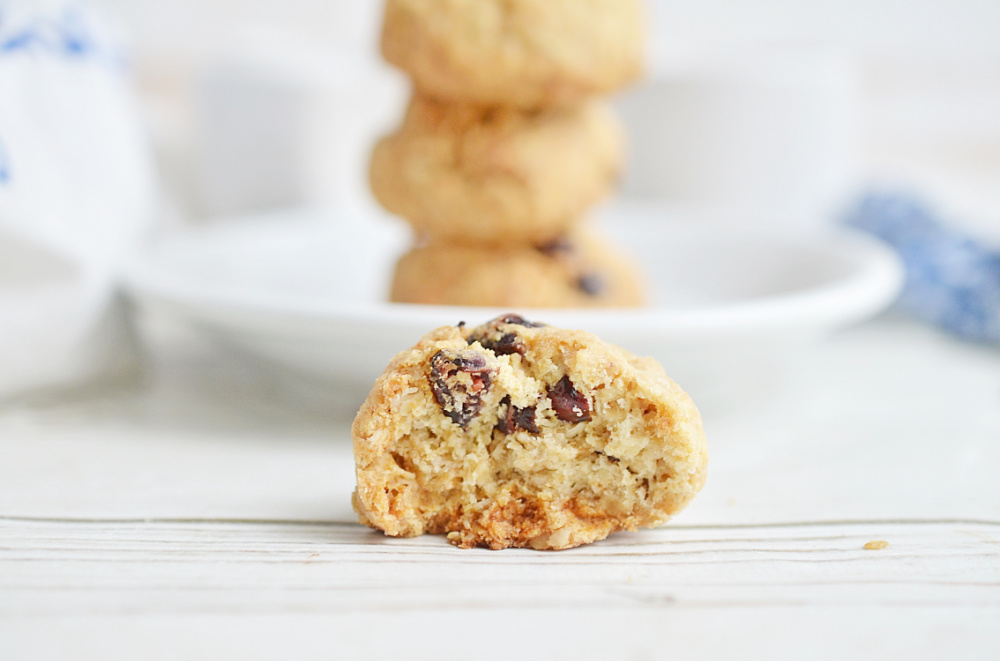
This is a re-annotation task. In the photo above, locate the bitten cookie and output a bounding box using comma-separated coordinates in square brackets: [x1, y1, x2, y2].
[370, 94, 623, 246]
[381, 0, 646, 109]
[352, 314, 708, 550]
[389, 231, 644, 308]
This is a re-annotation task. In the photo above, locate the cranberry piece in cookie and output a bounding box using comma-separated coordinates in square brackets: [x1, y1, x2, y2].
[547, 375, 592, 423]
[428, 349, 495, 429]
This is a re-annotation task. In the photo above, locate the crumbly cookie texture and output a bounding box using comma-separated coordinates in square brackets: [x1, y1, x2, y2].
[370, 94, 623, 246]
[389, 231, 644, 308]
[352, 314, 708, 550]
[381, 0, 646, 109]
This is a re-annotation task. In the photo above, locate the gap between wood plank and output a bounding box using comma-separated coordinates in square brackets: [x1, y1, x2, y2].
[2, 514, 999, 528]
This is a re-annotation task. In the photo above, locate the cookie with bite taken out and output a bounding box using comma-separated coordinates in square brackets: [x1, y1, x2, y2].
[352, 314, 708, 550]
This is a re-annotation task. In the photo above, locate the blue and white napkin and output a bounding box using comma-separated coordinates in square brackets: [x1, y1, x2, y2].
[0, 0, 155, 397]
[844, 193, 1000, 343]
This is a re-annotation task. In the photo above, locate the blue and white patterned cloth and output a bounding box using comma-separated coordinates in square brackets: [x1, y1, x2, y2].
[0, 0, 126, 65]
[844, 194, 1000, 343]
[0, 0, 153, 397]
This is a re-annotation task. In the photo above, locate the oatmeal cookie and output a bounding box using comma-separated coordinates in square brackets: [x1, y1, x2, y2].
[352, 314, 708, 550]
[370, 94, 623, 246]
[381, 0, 646, 109]
[389, 231, 644, 308]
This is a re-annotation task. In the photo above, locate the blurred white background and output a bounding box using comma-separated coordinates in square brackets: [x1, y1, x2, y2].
[2, 0, 998, 398]
[96, 0, 1000, 234]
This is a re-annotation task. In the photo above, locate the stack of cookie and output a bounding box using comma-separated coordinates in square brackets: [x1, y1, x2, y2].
[370, 0, 647, 308]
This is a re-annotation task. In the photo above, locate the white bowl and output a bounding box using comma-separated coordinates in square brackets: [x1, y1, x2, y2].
[123, 206, 903, 415]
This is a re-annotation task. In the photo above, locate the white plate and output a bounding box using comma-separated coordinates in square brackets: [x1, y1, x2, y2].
[123, 206, 903, 414]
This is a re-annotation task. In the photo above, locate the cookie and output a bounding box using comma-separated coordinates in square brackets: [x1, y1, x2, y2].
[389, 231, 645, 308]
[381, 0, 646, 109]
[352, 314, 708, 550]
[370, 94, 623, 246]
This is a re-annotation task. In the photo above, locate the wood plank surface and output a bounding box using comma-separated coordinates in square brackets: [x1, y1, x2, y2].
[1, 319, 999, 659]
[3, 517, 999, 615]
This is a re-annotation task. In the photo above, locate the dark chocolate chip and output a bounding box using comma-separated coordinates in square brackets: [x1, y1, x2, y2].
[428, 350, 495, 429]
[595, 450, 620, 463]
[496, 396, 540, 435]
[467, 315, 544, 356]
[496, 397, 515, 435]
[536, 237, 574, 256]
[494, 314, 544, 328]
[481, 332, 525, 356]
[547, 375, 592, 423]
[514, 405, 540, 434]
[577, 273, 605, 296]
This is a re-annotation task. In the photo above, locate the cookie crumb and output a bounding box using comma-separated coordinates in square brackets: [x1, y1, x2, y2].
[864, 540, 889, 550]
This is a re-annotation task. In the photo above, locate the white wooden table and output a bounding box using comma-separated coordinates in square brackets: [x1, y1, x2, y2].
[2, 316, 999, 660]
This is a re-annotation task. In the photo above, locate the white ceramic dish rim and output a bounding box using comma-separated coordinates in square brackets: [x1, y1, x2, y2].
[123, 225, 904, 339]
